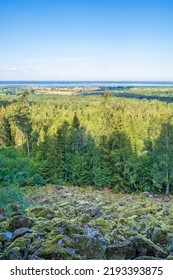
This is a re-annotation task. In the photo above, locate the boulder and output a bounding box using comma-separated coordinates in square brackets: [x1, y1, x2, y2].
[5, 237, 30, 252]
[0, 233, 9, 242]
[85, 238, 107, 259]
[151, 227, 168, 245]
[12, 228, 34, 240]
[73, 234, 89, 255]
[85, 227, 100, 238]
[131, 234, 168, 258]
[0, 247, 22, 260]
[9, 215, 34, 231]
[106, 240, 136, 259]
[31, 207, 55, 218]
[81, 205, 102, 217]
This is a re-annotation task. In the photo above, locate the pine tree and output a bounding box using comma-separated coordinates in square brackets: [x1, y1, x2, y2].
[0, 116, 14, 146]
[151, 122, 173, 195]
[13, 92, 32, 156]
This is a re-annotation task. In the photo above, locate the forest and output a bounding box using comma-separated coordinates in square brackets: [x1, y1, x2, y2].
[1, 88, 173, 195]
[1, 87, 173, 260]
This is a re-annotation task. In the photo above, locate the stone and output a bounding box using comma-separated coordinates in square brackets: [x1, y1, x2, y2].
[0, 233, 9, 242]
[37, 209, 55, 219]
[106, 240, 136, 259]
[31, 207, 47, 215]
[85, 238, 107, 259]
[12, 228, 34, 240]
[9, 215, 34, 231]
[73, 234, 89, 255]
[66, 247, 76, 257]
[85, 227, 100, 238]
[131, 234, 168, 258]
[5, 237, 30, 252]
[4, 232, 12, 241]
[0, 221, 9, 231]
[151, 227, 168, 245]
[0, 247, 22, 260]
[56, 227, 65, 234]
[81, 205, 102, 217]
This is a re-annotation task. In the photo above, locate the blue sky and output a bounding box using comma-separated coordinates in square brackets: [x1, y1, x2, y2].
[0, 0, 173, 81]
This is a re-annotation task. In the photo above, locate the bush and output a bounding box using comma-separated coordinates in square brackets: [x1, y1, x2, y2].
[15, 171, 29, 187]
[0, 147, 30, 186]
[0, 187, 28, 215]
[30, 174, 45, 186]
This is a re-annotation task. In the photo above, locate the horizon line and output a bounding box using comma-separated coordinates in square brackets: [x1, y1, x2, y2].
[0, 80, 173, 83]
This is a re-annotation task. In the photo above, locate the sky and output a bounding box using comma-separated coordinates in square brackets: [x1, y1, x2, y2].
[0, 0, 173, 81]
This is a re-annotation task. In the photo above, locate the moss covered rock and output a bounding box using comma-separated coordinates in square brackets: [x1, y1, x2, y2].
[0, 247, 22, 260]
[131, 234, 168, 258]
[5, 237, 30, 252]
[106, 240, 136, 259]
[9, 215, 34, 231]
[73, 234, 89, 255]
[151, 227, 168, 245]
[85, 238, 107, 259]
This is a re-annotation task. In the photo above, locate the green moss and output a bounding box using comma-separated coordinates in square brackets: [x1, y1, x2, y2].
[73, 234, 89, 253]
[167, 255, 173, 260]
[37, 209, 55, 219]
[43, 220, 55, 232]
[0, 221, 9, 230]
[80, 214, 90, 224]
[117, 217, 127, 225]
[39, 243, 57, 256]
[116, 207, 126, 212]
[24, 210, 36, 220]
[23, 232, 39, 242]
[47, 230, 60, 239]
[5, 237, 29, 252]
[51, 235, 73, 247]
[0, 233, 8, 242]
[131, 234, 168, 258]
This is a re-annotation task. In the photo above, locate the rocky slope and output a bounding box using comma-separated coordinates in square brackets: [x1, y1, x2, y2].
[0, 185, 173, 260]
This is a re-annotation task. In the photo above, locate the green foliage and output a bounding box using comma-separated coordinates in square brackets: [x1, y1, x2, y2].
[30, 174, 45, 186]
[15, 171, 29, 187]
[0, 116, 14, 146]
[0, 187, 28, 215]
[1, 88, 173, 194]
[0, 147, 44, 187]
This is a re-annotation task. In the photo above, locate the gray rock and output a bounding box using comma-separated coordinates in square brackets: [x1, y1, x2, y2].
[4, 232, 12, 241]
[81, 205, 102, 217]
[66, 247, 76, 257]
[106, 240, 136, 259]
[12, 228, 34, 240]
[85, 227, 100, 238]
[151, 227, 167, 245]
[0, 247, 22, 260]
[9, 215, 34, 231]
[131, 234, 168, 258]
[85, 238, 107, 259]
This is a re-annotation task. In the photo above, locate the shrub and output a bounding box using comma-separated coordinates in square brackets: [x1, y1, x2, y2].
[14, 171, 29, 187]
[0, 187, 28, 215]
[30, 174, 45, 186]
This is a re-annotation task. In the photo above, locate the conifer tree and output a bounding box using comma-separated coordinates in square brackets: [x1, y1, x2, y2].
[13, 92, 32, 156]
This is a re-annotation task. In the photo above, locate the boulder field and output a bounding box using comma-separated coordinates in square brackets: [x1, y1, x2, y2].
[0, 185, 173, 260]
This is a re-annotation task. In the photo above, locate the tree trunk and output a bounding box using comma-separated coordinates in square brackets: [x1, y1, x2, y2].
[26, 132, 30, 156]
[165, 182, 170, 196]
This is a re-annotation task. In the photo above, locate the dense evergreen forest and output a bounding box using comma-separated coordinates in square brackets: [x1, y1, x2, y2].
[1, 87, 173, 260]
[1, 87, 173, 196]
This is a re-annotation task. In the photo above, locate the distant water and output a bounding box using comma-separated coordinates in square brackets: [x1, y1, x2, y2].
[0, 81, 173, 87]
